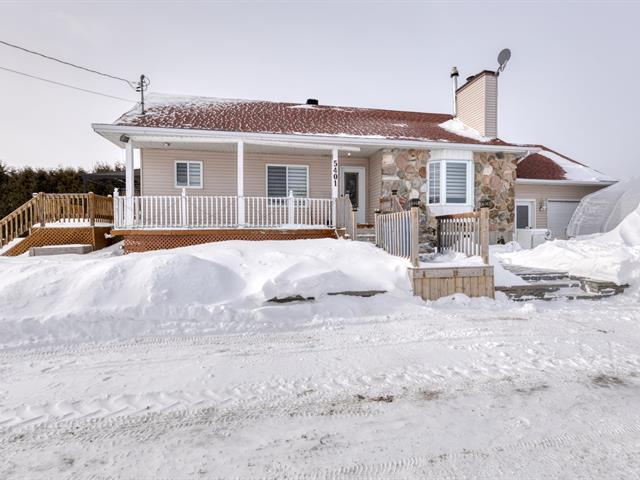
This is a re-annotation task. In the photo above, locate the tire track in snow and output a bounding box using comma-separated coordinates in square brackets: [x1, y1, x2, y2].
[2, 336, 639, 431]
[298, 422, 640, 478]
[2, 366, 637, 441]
[0, 316, 552, 362]
[3, 390, 640, 479]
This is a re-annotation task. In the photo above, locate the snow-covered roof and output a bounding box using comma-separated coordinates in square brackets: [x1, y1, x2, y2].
[517, 146, 616, 184]
[112, 93, 517, 147]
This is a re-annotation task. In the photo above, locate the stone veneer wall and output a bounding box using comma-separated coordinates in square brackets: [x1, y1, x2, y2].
[380, 149, 436, 251]
[473, 152, 518, 244]
[378, 148, 517, 249]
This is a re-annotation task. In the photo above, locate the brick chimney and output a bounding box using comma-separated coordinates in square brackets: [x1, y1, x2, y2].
[456, 70, 498, 138]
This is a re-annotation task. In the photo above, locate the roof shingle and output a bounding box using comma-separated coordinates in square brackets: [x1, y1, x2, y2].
[114, 94, 514, 146]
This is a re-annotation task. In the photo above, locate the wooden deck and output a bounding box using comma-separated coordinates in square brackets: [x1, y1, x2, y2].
[114, 227, 339, 253]
[2, 226, 113, 257]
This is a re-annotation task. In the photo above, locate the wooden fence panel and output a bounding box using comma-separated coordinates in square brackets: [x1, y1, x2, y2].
[374, 206, 419, 266]
[436, 208, 489, 264]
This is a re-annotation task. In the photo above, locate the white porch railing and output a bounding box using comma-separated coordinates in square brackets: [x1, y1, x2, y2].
[113, 190, 335, 229]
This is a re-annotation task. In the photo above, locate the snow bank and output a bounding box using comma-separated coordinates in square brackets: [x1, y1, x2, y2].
[489, 243, 529, 287]
[421, 246, 527, 287]
[500, 206, 640, 285]
[0, 239, 414, 348]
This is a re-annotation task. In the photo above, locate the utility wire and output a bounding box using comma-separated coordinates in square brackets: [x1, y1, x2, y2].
[0, 65, 136, 102]
[0, 39, 137, 89]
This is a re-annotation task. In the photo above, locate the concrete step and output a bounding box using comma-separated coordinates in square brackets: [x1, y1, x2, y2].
[499, 265, 628, 301]
[29, 244, 92, 256]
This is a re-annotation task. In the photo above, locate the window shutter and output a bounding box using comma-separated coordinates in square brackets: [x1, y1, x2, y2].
[287, 166, 308, 197]
[176, 162, 188, 186]
[428, 162, 441, 204]
[445, 162, 467, 204]
[267, 166, 287, 197]
[188, 162, 201, 187]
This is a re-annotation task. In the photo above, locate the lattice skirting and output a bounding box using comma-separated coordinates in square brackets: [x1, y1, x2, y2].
[115, 228, 339, 253]
[3, 227, 113, 257]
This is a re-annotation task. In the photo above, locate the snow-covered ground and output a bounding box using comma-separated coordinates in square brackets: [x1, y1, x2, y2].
[2, 238, 640, 478]
[501, 204, 640, 285]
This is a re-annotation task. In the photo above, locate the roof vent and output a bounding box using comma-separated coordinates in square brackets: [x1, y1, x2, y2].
[306, 98, 319, 105]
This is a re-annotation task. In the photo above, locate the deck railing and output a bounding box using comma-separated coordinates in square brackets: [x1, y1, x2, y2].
[0, 192, 113, 248]
[335, 195, 356, 240]
[113, 190, 335, 230]
[436, 208, 489, 264]
[375, 203, 419, 266]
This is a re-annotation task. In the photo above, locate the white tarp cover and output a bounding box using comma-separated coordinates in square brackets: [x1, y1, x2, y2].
[567, 177, 639, 237]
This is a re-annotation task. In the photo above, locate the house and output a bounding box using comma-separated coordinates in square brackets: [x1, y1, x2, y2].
[515, 146, 615, 239]
[91, 69, 613, 253]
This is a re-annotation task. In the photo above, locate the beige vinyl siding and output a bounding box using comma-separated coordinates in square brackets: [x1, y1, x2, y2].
[141, 149, 237, 196]
[141, 148, 372, 221]
[368, 150, 383, 222]
[515, 183, 606, 229]
[456, 73, 497, 138]
[484, 75, 498, 138]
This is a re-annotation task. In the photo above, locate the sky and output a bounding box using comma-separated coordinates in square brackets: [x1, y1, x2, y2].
[0, 0, 639, 179]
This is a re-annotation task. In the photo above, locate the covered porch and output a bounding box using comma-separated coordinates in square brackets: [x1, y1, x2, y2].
[111, 134, 378, 245]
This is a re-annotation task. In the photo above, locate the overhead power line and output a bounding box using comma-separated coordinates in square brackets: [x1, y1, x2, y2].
[0, 65, 135, 102]
[0, 39, 137, 89]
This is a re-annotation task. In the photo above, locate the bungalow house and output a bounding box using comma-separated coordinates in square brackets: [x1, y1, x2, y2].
[92, 69, 614, 252]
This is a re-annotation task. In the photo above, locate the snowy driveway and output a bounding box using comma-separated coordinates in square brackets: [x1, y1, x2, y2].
[2, 295, 640, 478]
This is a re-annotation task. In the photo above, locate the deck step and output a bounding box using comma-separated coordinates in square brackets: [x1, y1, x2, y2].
[29, 244, 93, 256]
[499, 265, 628, 301]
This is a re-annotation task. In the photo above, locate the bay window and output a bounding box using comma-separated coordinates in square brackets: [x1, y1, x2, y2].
[427, 150, 474, 212]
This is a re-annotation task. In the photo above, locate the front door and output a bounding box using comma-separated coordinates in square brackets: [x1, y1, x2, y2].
[340, 166, 366, 224]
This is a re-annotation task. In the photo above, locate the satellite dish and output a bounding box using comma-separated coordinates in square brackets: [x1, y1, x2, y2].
[497, 48, 511, 74]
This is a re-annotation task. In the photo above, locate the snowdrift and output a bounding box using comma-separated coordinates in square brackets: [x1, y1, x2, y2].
[500, 205, 640, 285]
[0, 239, 414, 348]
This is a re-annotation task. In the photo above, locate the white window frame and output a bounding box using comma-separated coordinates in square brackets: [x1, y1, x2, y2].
[515, 199, 537, 229]
[174, 160, 203, 189]
[426, 150, 474, 210]
[265, 164, 310, 198]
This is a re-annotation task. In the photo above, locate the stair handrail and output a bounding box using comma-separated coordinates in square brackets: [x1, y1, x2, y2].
[0, 194, 43, 248]
[0, 192, 114, 248]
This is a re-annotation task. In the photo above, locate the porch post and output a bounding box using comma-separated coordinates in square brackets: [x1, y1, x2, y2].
[125, 141, 134, 226]
[331, 148, 339, 227]
[237, 141, 245, 226]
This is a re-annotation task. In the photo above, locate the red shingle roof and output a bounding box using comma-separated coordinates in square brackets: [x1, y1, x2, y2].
[517, 153, 567, 180]
[114, 94, 515, 146]
[516, 145, 616, 183]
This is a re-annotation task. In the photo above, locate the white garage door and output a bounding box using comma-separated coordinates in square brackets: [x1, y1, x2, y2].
[548, 200, 580, 239]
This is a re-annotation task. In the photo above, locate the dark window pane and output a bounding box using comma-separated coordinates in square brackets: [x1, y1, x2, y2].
[267, 166, 287, 197]
[176, 162, 188, 186]
[344, 172, 359, 207]
[516, 205, 530, 229]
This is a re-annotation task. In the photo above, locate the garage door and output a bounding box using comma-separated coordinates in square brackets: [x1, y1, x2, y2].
[548, 200, 580, 239]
